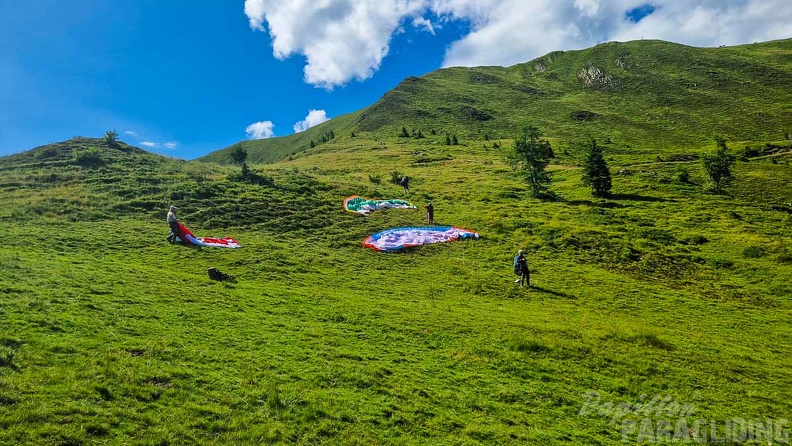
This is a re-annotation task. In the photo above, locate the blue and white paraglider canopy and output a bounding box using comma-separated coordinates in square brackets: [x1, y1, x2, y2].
[363, 226, 479, 252]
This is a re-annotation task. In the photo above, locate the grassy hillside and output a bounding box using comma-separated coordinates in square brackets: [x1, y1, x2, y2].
[1, 128, 791, 444]
[200, 112, 361, 165]
[211, 38, 792, 165]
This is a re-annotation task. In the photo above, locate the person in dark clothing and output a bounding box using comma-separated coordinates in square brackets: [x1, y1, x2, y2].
[399, 175, 410, 194]
[424, 202, 434, 225]
[166, 205, 180, 244]
[514, 249, 530, 287]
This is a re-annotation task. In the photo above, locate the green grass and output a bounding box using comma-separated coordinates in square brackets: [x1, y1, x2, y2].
[0, 131, 790, 444]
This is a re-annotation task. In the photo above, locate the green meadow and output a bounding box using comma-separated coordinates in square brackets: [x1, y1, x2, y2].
[1, 38, 792, 445]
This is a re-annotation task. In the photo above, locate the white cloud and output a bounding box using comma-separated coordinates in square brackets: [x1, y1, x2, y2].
[140, 141, 159, 148]
[246, 120, 275, 139]
[124, 130, 139, 137]
[244, 0, 427, 89]
[164, 142, 179, 150]
[293, 109, 330, 133]
[412, 16, 435, 34]
[244, 0, 792, 86]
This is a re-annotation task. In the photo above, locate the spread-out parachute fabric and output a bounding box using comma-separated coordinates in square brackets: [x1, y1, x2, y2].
[344, 195, 415, 216]
[364, 226, 479, 252]
[175, 223, 242, 248]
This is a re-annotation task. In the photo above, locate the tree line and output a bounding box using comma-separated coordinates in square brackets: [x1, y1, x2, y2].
[508, 126, 736, 198]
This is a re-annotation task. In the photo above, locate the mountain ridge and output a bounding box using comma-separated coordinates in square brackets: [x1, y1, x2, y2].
[201, 37, 792, 165]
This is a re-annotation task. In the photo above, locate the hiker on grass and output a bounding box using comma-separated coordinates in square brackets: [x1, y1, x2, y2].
[425, 202, 435, 225]
[399, 175, 410, 194]
[166, 205, 180, 244]
[513, 249, 530, 287]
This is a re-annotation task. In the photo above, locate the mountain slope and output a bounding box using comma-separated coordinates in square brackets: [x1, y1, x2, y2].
[208, 38, 792, 164]
[0, 137, 337, 230]
[1, 129, 791, 444]
[199, 111, 361, 165]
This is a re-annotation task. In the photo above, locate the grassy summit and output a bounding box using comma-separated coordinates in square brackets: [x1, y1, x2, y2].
[1, 39, 791, 444]
[204, 38, 792, 165]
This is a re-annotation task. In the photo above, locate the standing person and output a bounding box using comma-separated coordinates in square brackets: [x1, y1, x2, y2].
[399, 175, 410, 195]
[513, 249, 530, 287]
[166, 205, 180, 244]
[424, 202, 435, 225]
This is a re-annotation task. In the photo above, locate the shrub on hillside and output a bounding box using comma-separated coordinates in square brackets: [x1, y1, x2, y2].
[228, 169, 274, 187]
[34, 147, 59, 160]
[0, 346, 16, 369]
[74, 147, 106, 169]
[701, 136, 736, 192]
[368, 173, 382, 184]
[674, 167, 691, 184]
[390, 171, 405, 185]
[742, 246, 766, 259]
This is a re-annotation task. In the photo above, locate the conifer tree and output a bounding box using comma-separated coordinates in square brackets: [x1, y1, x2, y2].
[580, 138, 612, 197]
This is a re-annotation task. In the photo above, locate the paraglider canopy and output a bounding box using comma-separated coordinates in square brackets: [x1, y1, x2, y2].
[344, 195, 415, 216]
[363, 226, 479, 252]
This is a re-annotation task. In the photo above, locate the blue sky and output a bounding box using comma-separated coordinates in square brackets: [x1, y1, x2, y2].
[0, 1, 467, 157]
[1, 1, 789, 159]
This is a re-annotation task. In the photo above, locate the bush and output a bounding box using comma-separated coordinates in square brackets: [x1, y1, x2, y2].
[390, 171, 404, 185]
[701, 136, 736, 192]
[229, 170, 274, 186]
[368, 173, 382, 184]
[710, 258, 734, 269]
[0, 346, 15, 368]
[34, 147, 59, 160]
[742, 246, 766, 259]
[674, 168, 690, 183]
[741, 146, 761, 159]
[683, 235, 708, 245]
[74, 147, 106, 169]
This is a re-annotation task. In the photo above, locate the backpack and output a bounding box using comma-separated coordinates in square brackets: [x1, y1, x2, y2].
[513, 255, 522, 275]
[208, 267, 237, 283]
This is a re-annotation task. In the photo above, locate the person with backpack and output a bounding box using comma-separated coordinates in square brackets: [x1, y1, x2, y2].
[166, 205, 180, 244]
[513, 249, 530, 287]
[399, 175, 410, 194]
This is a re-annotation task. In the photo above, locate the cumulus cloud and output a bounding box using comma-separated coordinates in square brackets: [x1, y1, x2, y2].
[140, 141, 158, 148]
[163, 142, 178, 150]
[244, 0, 792, 86]
[244, 0, 427, 89]
[439, 0, 792, 67]
[293, 109, 330, 133]
[246, 121, 275, 139]
[124, 130, 139, 137]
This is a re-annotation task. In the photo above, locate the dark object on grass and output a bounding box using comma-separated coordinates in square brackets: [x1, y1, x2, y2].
[208, 267, 237, 283]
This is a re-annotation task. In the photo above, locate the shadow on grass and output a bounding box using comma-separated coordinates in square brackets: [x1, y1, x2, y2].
[528, 285, 577, 299]
[175, 242, 203, 250]
[565, 200, 626, 209]
[608, 193, 675, 202]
